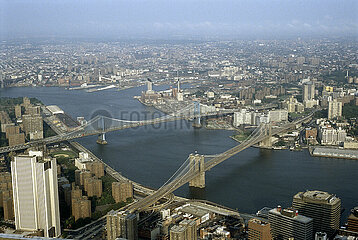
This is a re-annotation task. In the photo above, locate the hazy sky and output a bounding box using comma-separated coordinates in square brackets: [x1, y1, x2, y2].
[1, 0, 357, 39]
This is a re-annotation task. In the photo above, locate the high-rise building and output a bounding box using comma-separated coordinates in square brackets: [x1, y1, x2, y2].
[22, 114, 43, 140]
[146, 78, 153, 93]
[5, 125, 25, 146]
[107, 210, 138, 240]
[179, 219, 197, 240]
[11, 154, 61, 237]
[72, 196, 91, 221]
[5, 125, 20, 138]
[170, 225, 187, 240]
[328, 100, 343, 119]
[318, 127, 347, 145]
[84, 176, 102, 197]
[74, 152, 90, 170]
[283, 97, 304, 113]
[112, 181, 133, 203]
[70, 184, 91, 221]
[22, 97, 31, 108]
[0, 172, 12, 214]
[347, 207, 358, 233]
[15, 105, 22, 119]
[292, 190, 341, 237]
[7, 133, 25, 146]
[268, 109, 288, 122]
[75, 169, 92, 186]
[0, 189, 12, 206]
[26, 106, 41, 116]
[268, 206, 313, 240]
[248, 218, 272, 240]
[71, 185, 83, 201]
[0, 172, 12, 191]
[233, 109, 253, 126]
[86, 161, 105, 178]
[303, 82, 315, 101]
[3, 197, 14, 220]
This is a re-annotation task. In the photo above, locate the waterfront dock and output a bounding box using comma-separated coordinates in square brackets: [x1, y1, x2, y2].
[311, 146, 358, 160]
[86, 84, 117, 92]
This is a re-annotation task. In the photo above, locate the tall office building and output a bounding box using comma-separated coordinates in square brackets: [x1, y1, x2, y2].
[107, 210, 138, 240]
[268, 206, 313, 240]
[328, 100, 343, 119]
[303, 82, 315, 101]
[11, 153, 61, 237]
[292, 190, 341, 237]
[248, 218, 272, 240]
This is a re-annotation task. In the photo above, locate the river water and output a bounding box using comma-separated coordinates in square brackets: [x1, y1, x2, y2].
[0, 86, 357, 220]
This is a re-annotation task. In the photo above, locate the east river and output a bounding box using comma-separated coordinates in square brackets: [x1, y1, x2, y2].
[1, 86, 357, 220]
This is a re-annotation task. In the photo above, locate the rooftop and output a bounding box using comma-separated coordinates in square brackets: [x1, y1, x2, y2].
[249, 218, 270, 226]
[179, 204, 210, 218]
[294, 190, 341, 205]
[170, 225, 187, 233]
[269, 208, 313, 224]
[46, 105, 64, 115]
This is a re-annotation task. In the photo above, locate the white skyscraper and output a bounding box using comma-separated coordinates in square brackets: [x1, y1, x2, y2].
[11, 153, 61, 237]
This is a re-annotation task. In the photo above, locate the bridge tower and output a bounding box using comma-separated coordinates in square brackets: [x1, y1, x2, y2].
[259, 123, 272, 148]
[189, 154, 205, 188]
[96, 116, 108, 145]
[192, 101, 202, 128]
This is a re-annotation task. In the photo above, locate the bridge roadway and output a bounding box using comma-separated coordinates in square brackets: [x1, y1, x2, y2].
[67, 141, 241, 239]
[0, 109, 235, 154]
[127, 112, 314, 212]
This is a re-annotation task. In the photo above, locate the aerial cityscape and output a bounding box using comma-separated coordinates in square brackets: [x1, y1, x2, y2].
[0, 0, 357, 240]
